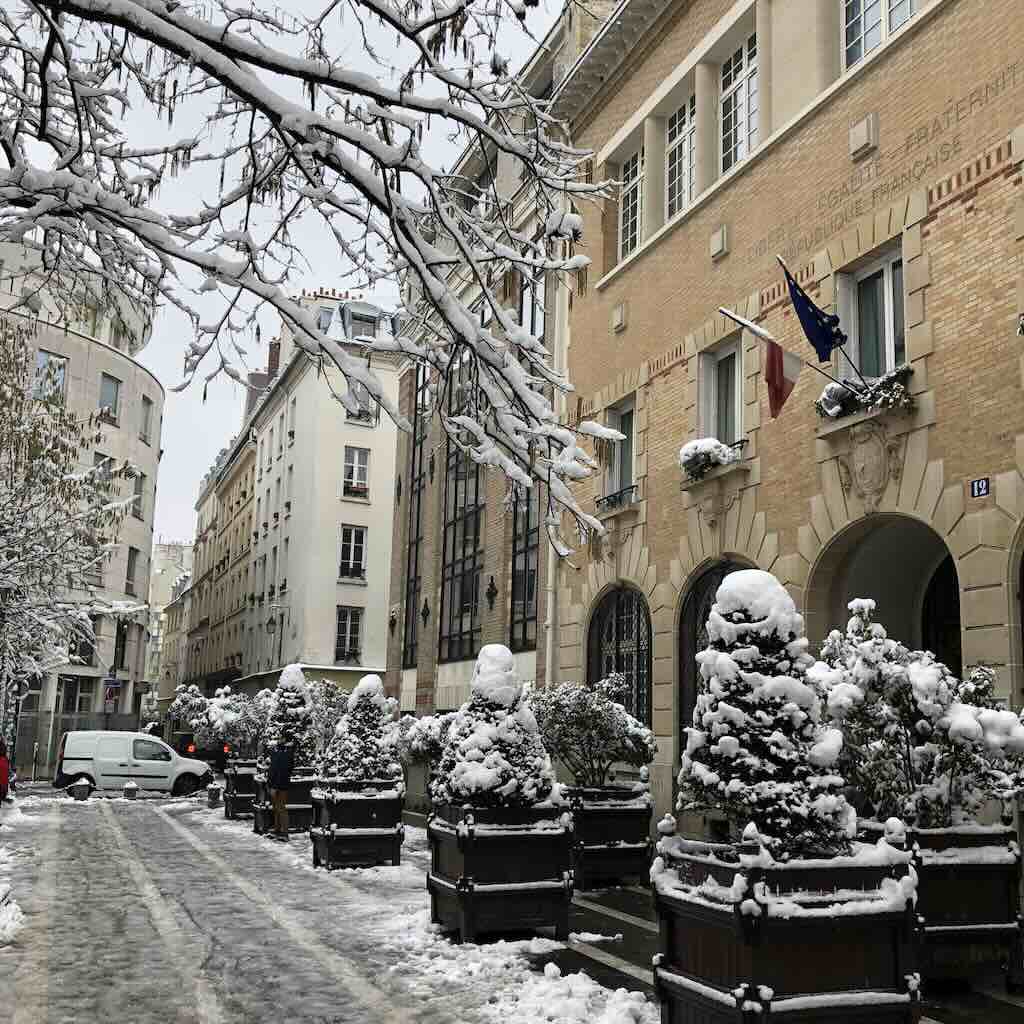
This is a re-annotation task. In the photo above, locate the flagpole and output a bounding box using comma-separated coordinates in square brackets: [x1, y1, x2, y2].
[775, 255, 870, 390]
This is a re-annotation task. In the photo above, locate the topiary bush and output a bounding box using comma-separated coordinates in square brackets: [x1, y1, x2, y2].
[321, 675, 402, 783]
[263, 663, 317, 762]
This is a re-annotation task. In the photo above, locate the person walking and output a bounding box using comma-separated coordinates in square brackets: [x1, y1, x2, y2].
[0, 742, 10, 803]
[267, 741, 293, 841]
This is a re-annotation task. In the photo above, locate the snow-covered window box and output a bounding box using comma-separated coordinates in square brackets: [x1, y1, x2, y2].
[678, 438, 745, 483]
[815, 364, 914, 421]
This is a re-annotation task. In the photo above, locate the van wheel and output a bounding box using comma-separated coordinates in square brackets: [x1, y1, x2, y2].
[173, 774, 200, 797]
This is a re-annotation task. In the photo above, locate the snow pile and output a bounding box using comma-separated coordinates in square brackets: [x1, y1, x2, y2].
[0, 886, 24, 946]
[678, 438, 740, 482]
[263, 663, 317, 762]
[679, 570, 854, 858]
[531, 674, 656, 787]
[321, 674, 402, 784]
[814, 365, 914, 420]
[432, 644, 561, 809]
[544, 209, 583, 242]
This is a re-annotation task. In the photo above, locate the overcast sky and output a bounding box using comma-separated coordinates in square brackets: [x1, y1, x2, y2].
[138, 2, 561, 543]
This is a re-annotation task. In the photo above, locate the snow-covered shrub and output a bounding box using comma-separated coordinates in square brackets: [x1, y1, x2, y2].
[263, 664, 316, 761]
[814, 365, 914, 420]
[678, 438, 740, 482]
[320, 675, 402, 783]
[193, 686, 266, 756]
[815, 601, 1024, 827]
[531, 675, 656, 788]
[168, 684, 209, 732]
[307, 679, 351, 756]
[399, 712, 456, 767]
[431, 644, 561, 809]
[679, 570, 854, 859]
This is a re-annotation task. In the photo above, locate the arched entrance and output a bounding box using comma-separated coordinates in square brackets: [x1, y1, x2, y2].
[806, 514, 961, 674]
[586, 586, 652, 726]
[678, 561, 747, 738]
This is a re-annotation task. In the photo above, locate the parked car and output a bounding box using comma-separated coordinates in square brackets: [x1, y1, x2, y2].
[171, 732, 233, 772]
[53, 731, 213, 795]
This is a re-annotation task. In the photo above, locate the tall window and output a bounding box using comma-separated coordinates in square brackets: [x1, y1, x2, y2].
[267, 428, 274, 467]
[335, 606, 362, 662]
[338, 524, 367, 579]
[605, 398, 635, 499]
[343, 446, 370, 497]
[439, 358, 484, 662]
[848, 249, 905, 377]
[721, 34, 758, 172]
[844, 0, 917, 69]
[132, 472, 146, 519]
[619, 149, 644, 259]
[277, 413, 284, 455]
[586, 588, 652, 726]
[510, 487, 540, 652]
[702, 339, 741, 444]
[318, 306, 333, 332]
[346, 380, 379, 424]
[402, 366, 429, 669]
[61, 677, 95, 714]
[99, 373, 121, 422]
[351, 314, 377, 339]
[289, 396, 297, 438]
[125, 547, 139, 596]
[518, 271, 546, 341]
[140, 395, 154, 443]
[666, 95, 696, 219]
[35, 349, 67, 400]
[114, 620, 129, 670]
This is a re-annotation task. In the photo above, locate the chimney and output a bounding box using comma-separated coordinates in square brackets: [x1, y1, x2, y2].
[268, 338, 281, 375]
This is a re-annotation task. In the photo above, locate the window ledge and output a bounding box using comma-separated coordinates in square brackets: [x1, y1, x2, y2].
[337, 577, 368, 587]
[341, 495, 371, 505]
[596, 500, 640, 525]
[815, 403, 909, 439]
[679, 459, 749, 493]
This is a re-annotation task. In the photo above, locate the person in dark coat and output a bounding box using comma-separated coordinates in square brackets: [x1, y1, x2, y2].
[267, 743, 294, 840]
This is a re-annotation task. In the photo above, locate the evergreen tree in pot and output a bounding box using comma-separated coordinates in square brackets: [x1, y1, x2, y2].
[428, 644, 572, 941]
[532, 676, 656, 887]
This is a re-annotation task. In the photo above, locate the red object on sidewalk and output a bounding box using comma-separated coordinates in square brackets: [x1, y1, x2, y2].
[0, 753, 9, 797]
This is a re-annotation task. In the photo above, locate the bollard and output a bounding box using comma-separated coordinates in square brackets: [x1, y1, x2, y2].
[207, 783, 222, 809]
[124, 781, 138, 800]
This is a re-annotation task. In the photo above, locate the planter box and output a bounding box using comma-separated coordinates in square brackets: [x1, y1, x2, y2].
[864, 821, 1024, 986]
[252, 769, 316, 835]
[652, 834, 922, 1023]
[311, 778, 405, 869]
[567, 785, 653, 889]
[427, 803, 574, 943]
[224, 760, 258, 820]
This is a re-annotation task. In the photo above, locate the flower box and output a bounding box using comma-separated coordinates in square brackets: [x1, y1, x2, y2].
[567, 784, 653, 889]
[427, 803, 574, 943]
[223, 759, 258, 819]
[310, 778, 404, 869]
[651, 831, 922, 1023]
[252, 768, 316, 834]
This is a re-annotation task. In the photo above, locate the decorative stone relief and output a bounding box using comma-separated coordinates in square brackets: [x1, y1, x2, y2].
[836, 420, 903, 514]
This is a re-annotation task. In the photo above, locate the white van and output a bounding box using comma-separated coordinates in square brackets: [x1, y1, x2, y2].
[54, 731, 213, 795]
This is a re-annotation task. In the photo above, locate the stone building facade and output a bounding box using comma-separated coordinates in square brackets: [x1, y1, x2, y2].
[548, 0, 1024, 820]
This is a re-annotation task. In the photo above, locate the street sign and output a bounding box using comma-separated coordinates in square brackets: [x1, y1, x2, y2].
[970, 477, 990, 499]
[103, 677, 121, 714]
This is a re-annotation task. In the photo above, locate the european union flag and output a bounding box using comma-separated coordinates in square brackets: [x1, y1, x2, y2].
[779, 257, 846, 364]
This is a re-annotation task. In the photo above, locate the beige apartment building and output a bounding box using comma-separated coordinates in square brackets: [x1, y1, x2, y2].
[545, 0, 1024, 819]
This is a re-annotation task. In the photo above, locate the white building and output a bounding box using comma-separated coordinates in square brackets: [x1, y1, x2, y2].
[0, 242, 163, 777]
[147, 541, 194, 687]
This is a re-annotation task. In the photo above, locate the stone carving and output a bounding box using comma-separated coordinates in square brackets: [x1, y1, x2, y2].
[837, 420, 903, 514]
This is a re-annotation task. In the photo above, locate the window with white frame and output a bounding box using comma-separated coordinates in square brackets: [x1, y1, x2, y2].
[666, 95, 696, 219]
[343, 446, 370, 497]
[840, 247, 905, 377]
[701, 338, 742, 445]
[132, 472, 145, 519]
[604, 397, 635, 502]
[844, 0, 917, 69]
[721, 34, 758, 173]
[335, 605, 362, 662]
[126, 546, 139, 596]
[619, 149, 644, 259]
[140, 395, 154, 444]
[34, 349, 67, 400]
[338, 524, 367, 579]
[318, 306, 333, 332]
[99, 373, 121, 422]
[346, 380, 379, 424]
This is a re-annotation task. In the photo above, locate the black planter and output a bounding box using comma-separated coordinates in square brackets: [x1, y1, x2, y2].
[652, 834, 922, 1023]
[567, 785, 652, 889]
[224, 760, 258, 820]
[252, 768, 316, 834]
[311, 778, 405, 869]
[427, 802, 573, 943]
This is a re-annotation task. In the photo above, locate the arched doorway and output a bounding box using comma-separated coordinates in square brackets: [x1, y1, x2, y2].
[806, 514, 961, 674]
[678, 561, 746, 739]
[586, 587, 652, 726]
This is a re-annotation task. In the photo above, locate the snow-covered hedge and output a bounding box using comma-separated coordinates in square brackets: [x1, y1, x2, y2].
[812, 600, 1024, 827]
[678, 438, 740, 482]
[815, 365, 914, 420]
[531, 675, 656, 788]
[678, 570, 854, 859]
[399, 712, 456, 767]
[320, 675, 402, 783]
[431, 644, 561, 809]
[307, 679, 351, 757]
[263, 664, 317, 762]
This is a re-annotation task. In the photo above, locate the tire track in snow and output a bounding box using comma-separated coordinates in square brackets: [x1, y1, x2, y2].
[152, 805, 413, 1024]
[99, 802, 225, 1024]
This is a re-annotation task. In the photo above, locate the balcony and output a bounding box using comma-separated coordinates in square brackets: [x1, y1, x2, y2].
[596, 485, 637, 514]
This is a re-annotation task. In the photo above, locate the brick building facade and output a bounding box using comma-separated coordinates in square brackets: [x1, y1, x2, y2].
[548, 0, 1024, 821]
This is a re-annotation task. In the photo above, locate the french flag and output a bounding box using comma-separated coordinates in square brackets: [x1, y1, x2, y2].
[718, 308, 803, 419]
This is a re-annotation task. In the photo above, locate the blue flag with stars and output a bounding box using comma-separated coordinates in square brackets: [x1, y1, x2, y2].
[780, 259, 846, 363]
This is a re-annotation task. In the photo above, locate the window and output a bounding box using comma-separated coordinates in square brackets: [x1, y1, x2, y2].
[721, 34, 758, 173]
[343, 446, 370, 497]
[403, 366, 429, 669]
[510, 487, 540, 652]
[267, 428, 274, 467]
[666, 95, 696, 219]
[346, 380, 379, 424]
[21, 686, 41, 714]
[586, 587, 652, 726]
[335, 606, 362, 661]
[844, 249, 905, 377]
[619, 149, 644, 259]
[99, 373, 121, 422]
[132, 472, 145, 519]
[140, 396, 154, 443]
[133, 739, 172, 762]
[844, 0, 917, 69]
[126, 546, 139, 596]
[289, 397, 297, 438]
[114, 620, 129, 670]
[318, 306, 333, 332]
[605, 398, 635, 500]
[338, 524, 367, 579]
[93, 451, 114, 483]
[518, 271, 546, 341]
[258, 441, 264, 479]
[351, 314, 377, 340]
[702, 339, 742, 444]
[278, 414, 284, 455]
[61, 677, 95, 715]
[34, 349, 67, 400]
